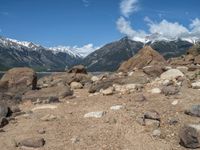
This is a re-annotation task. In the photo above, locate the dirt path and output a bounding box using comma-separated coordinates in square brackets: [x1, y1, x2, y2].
[1, 88, 200, 150]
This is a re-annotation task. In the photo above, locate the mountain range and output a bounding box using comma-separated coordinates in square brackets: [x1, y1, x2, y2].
[0, 35, 196, 71]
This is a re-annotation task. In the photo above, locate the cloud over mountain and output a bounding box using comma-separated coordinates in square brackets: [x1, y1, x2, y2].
[117, 0, 200, 43]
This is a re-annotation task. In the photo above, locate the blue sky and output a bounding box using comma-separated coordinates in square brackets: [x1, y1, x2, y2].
[0, 0, 200, 47]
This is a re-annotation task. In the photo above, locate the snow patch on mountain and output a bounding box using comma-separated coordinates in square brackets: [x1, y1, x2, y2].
[50, 44, 100, 58]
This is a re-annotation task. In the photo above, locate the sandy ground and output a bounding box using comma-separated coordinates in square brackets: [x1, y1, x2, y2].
[1, 87, 200, 150]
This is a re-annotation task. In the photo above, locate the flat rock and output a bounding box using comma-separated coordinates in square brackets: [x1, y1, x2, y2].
[23, 85, 73, 101]
[32, 105, 58, 111]
[101, 87, 114, 95]
[84, 111, 106, 118]
[151, 88, 161, 94]
[17, 137, 45, 148]
[40, 114, 57, 121]
[160, 69, 184, 80]
[110, 105, 124, 110]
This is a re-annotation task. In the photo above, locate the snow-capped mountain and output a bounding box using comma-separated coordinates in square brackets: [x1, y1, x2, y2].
[144, 33, 200, 45]
[49, 44, 99, 58]
[0, 36, 82, 71]
[0, 36, 43, 51]
[82, 37, 194, 72]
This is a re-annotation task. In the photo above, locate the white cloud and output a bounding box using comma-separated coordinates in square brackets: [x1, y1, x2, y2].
[120, 0, 139, 17]
[116, 17, 146, 42]
[117, 1, 200, 43]
[147, 19, 189, 39]
[82, 0, 89, 7]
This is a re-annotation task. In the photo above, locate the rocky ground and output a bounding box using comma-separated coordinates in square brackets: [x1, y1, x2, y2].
[1, 46, 200, 150]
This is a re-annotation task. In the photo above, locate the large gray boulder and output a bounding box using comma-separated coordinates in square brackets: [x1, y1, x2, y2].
[179, 124, 200, 148]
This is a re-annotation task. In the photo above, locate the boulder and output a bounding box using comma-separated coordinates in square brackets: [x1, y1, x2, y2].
[68, 65, 87, 74]
[160, 69, 184, 80]
[89, 79, 114, 93]
[179, 124, 200, 148]
[1, 67, 37, 93]
[70, 82, 83, 89]
[17, 137, 45, 148]
[38, 72, 90, 88]
[118, 46, 167, 72]
[22, 85, 73, 102]
[143, 65, 164, 77]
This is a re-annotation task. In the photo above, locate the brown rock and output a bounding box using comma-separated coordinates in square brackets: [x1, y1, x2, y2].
[17, 137, 45, 148]
[22, 85, 73, 101]
[68, 65, 87, 74]
[0, 67, 37, 93]
[118, 46, 167, 72]
[143, 65, 164, 77]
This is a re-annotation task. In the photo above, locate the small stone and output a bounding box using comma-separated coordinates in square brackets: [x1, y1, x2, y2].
[0, 117, 9, 128]
[70, 82, 83, 89]
[91, 76, 99, 82]
[152, 129, 161, 137]
[101, 87, 114, 95]
[161, 86, 179, 96]
[172, 100, 178, 106]
[168, 118, 178, 125]
[192, 81, 200, 89]
[110, 105, 123, 110]
[40, 114, 57, 121]
[144, 111, 160, 121]
[17, 137, 45, 148]
[133, 94, 146, 102]
[71, 136, 80, 144]
[145, 119, 160, 129]
[84, 111, 106, 118]
[37, 128, 46, 134]
[47, 96, 60, 103]
[151, 88, 161, 94]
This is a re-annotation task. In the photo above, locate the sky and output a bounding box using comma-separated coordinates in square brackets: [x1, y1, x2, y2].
[0, 0, 200, 49]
